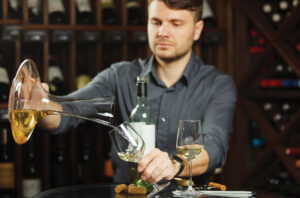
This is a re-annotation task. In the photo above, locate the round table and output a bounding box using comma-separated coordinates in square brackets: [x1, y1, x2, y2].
[33, 183, 255, 198]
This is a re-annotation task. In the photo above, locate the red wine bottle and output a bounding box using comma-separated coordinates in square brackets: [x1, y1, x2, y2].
[76, 0, 93, 24]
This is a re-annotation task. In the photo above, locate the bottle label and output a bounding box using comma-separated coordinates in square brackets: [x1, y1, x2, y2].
[0, 67, 9, 84]
[202, 0, 214, 19]
[76, 0, 92, 12]
[101, 0, 114, 9]
[9, 0, 18, 11]
[49, 0, 65, 13]
[28, 0, 40, 9]
[0, 162, 15, 189]
[28, 0, 40, 16]
[127, 0, 139, 9]
[22, 178, 42, 197]
[130, 122, 155, 155]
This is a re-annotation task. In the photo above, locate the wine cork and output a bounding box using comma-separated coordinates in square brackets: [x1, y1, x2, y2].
[128, 185, 147, 195]
[115, 184, 127, 193]
[208, 182, 226, 191]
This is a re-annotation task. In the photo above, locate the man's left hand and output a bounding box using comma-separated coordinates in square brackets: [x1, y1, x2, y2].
[137, 148, 179, 184]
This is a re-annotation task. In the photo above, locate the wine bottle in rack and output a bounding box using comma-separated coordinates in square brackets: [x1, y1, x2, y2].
[293, 0, 299, 7]
[296, 159, 300, 168]
[127, 0, 143, 26]
[286, 147, 300, 155]
[76, 0, 93, 24]
[0, 53, 10, 103]
[101, 0, 118, 25]
[249, 121, 267, 148]
[49, 0, 67, 24]
[48, 59, 66, 96]
[281, 101, 298, 114]
[22, 136, 42, 198]
[28, 0, 42, 24]
[262, 2, 282, 29]
[296, 43, 300, 53]
[50, 134, 71, 187]
[249, 28, 265, 55]
[278, 0, 291, 16]
[8, 0, 21, 19]
[202, 0, 216, 27]
[77, 126, 97, 184]
[0, 125, 15, 198]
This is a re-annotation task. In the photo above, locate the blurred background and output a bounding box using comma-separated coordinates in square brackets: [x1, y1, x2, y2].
[0, 0, 299, 197]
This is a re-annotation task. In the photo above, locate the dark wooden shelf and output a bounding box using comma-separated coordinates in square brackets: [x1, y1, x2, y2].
[0, 103, 8, 109]
[242, 90, 300, 99]
[0, 19, 21, 24]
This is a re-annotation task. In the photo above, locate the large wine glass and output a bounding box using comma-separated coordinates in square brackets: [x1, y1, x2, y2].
[173, 120, 204, 197]
[109, 122, 170, 197]
[8, 59, 114, 144]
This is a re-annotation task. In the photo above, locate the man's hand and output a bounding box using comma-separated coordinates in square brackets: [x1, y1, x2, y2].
[137, 148, 180, 184]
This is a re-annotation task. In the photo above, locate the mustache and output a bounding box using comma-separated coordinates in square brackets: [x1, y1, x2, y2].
[155, 39, 174, 45]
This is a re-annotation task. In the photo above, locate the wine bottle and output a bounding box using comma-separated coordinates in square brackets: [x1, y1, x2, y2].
[77, 126, 97, 184]
[127, 0, 143, 26]
[278, 0, 291, 16]
[130, 76, 155, 156]
[48, 60, 66, 95]
[249, 28, 265, 54]
[22, 136, 42, 198]
[293, 0, 299, 7]
[101, 0, 118, 25]
[286, 147, 300, 155]
[49, 0, 67, 24]
[50, 134, 71, 187]
[281, 101, 297, 114]
[296, 43, 300, 53]
[262, 2, 281, 29]
[202, 0, 216, 27]
[129, 76, 155, 184]
[76, 0, 93, 24]
[28, 0, 42, 24]
[0, 126, 15, 198]
[8, 0, 21, 19]
[0, 53, 10, 103]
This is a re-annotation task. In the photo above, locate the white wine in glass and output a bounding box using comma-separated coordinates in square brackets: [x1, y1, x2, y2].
[173, 120, 204, 197]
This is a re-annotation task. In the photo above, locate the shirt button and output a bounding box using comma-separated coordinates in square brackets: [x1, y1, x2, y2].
[161, 117, 166, 122]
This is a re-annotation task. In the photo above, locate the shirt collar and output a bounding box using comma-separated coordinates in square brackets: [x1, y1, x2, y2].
[139, 52, 201, 87]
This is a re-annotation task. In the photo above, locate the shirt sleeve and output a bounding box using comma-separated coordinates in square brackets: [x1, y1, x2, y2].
[202, 74, 237, 173]
[51, 65, 118, 134]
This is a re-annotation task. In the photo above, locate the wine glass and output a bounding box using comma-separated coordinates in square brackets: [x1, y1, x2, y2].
[173, 120, 204, 197]
[8, 59, 114, 144]
[109, 122, 170, 197]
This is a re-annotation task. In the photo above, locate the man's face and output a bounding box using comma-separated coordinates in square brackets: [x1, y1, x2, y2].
[147, 0, 203, 62]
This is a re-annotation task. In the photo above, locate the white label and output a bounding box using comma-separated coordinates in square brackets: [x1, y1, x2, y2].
[76, 0, 92, 12]
[49, 0, 65, 13]
[23, 178, 41, 197]
[48, 66, 64, 81]
[0, 67, 9, 84]
[130, 122, 155, 156]
[9, 0, 18, 11]
[28, 0, 40, 8]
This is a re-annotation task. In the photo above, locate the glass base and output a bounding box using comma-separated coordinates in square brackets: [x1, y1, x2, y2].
[172, 189, 203, 197]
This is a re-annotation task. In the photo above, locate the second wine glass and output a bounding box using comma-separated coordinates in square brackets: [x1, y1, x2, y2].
[173, 120, 204, 197]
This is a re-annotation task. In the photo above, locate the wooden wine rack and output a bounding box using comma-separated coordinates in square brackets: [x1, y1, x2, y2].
[232, 0, 300, 196]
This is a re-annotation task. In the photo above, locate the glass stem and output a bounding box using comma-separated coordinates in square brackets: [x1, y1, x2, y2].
[188, 160, 193, 191]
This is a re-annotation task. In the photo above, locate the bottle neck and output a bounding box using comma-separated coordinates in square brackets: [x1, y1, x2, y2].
[137, 82, 147, 105]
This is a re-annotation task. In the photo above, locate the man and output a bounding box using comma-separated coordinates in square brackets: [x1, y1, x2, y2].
[40, 0, 236, 185]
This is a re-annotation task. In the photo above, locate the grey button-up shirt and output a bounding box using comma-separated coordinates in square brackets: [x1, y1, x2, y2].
[54, 52, 237, 184]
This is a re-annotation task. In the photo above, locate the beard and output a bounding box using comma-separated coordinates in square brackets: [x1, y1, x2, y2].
[151, 38, 192, 63]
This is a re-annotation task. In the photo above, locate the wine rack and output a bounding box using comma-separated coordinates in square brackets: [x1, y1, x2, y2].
[0, 0, 233, 198]
[233, 0, 300, 197]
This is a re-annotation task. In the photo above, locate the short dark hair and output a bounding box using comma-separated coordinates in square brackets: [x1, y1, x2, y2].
[148, 0, 203, 21]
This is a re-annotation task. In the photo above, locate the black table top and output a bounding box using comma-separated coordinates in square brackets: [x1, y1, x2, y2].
[33, 182, 255, 198]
